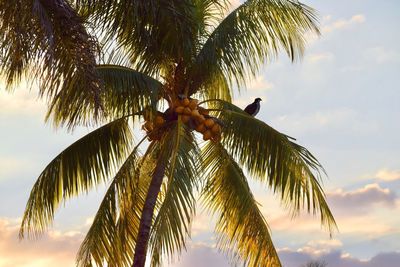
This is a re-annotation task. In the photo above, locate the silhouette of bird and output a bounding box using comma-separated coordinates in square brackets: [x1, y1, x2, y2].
[244, 98, 262, 116]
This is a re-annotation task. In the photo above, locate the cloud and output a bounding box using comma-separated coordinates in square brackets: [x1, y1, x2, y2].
[376, 169, 400, 182]
[247, 75, 274, 92]
[327, 183, 397, 213]
[0, 156, 37, 181]
[279, 249, 400, 267]
[364, 47, 400, 64]
[233, 75, 273, 108]
[306, 52, 334, 63]
[322, 14, 366, 33]
[0, 88, 45, 117]
[0, 218, 82, 267]
[169, 243, 231, 267]
[168, 241, 400, 267]
[270, 108, 379, 136]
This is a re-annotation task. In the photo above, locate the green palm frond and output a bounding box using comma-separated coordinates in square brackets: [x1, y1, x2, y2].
[197, 67, 232, 102]
[76, 0, 202, 74]
[189, 0, 319, 95]
[149, 123, 200, 266]
[0, 0, 102, 127]
[215, 105, 336, 232]
[193, 0, 230, 38]
[96, 64, 162, 120]
[19, 118, 132, 239]
[201, 143, 281, 267]
[76, 139, 156, 267]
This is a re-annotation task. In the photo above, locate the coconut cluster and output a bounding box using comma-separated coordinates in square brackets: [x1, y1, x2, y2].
[174, 97, 222, 142]
[142, 97, 222, 142]
[142, 112, 166, 141]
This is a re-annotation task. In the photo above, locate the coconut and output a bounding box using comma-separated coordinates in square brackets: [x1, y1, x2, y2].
[191, 109, 200, 118]
[211, 123, 221, 134]
[183, 107, 192, 115]
[181, 115, 190, 123]
[173, 99, 181, 107]
[203, 130, 212, 141]
[155, 116, 165, 126]
[204, 118, 215, 128]
[189, 99, 198, 110]
[196, 115, 206, 123]
[195, 123, 206, 133]
[175, 106, 184, 114]
[182, 98, 190, 107]
[143, 121, 153, 132]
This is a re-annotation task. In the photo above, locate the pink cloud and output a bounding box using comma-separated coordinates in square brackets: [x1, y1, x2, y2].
[0, 218, 82, 267]
[327, 183, 397, 214]
[167, 242, 400, 267]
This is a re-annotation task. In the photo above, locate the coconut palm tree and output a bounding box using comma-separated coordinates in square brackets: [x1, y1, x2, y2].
[13, 1, 337, 267]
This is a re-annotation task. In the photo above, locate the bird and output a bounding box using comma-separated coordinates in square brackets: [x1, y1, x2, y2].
[244, 98, 262, 116]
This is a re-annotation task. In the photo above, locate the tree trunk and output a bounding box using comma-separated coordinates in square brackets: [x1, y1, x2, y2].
[132, 157, 167, 267]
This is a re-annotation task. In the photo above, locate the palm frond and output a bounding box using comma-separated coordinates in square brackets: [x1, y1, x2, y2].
[149, 122, 200, 266]
[196, 67, 232, 102]
[193, 0, 230, 39]
[201, 143, 281, 267]
[96, 64, 162, 120]
[77, 124, 184, 266]
[76, 0, 203, 74]
[76, 139, 156, 267]
[189, 0, 319, 95]
[0, 0, 102, 127]
[19, 118, 132, 239]
[214, 104, 336, 232]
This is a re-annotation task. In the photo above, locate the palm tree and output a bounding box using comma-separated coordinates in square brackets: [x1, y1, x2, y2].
[11, 1, 337, 267]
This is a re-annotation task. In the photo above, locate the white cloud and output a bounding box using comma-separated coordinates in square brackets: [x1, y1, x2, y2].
[364, 46, 400, 64]
[296, 239, 343, 257]
[0, 88, 45, 117]
[306, 52, 335, 63]
[271, 108, 379, 136]
[247, 75, 274, 91]
[0, 157, 30, 178]
[376, 169, 400, 181]
[322, 14, 366, 33]
[191, 211, 215, 237]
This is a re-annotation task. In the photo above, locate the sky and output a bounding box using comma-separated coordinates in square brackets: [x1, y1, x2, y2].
[0, 0, 399, 267]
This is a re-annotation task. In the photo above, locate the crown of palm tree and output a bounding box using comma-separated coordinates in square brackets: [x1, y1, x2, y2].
[4, 1, 337, 267]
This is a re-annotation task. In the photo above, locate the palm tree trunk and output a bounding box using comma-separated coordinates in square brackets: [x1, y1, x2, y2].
[132, 157, 167, 267]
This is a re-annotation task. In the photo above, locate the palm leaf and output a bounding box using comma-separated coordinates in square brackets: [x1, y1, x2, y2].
[149, 122, 200, 266]
[76, 139, 157, 267]
[96, 64, 162, 120]
[189, 0, 319, 95]
[19, 118, 132, 239]
[0, 0, 102, 127]
[215, 104, 336, 232]
[76, 0, 203, 75]
[201, 143, 281, 267]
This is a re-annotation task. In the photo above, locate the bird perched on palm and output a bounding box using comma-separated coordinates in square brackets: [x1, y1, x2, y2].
[244, 98, 262, 117]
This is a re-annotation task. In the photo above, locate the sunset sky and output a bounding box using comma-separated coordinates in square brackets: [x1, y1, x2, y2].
[0, 0, 399, 266]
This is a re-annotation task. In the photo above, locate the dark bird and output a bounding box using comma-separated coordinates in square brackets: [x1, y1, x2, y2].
[244, 98, 262, 116]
